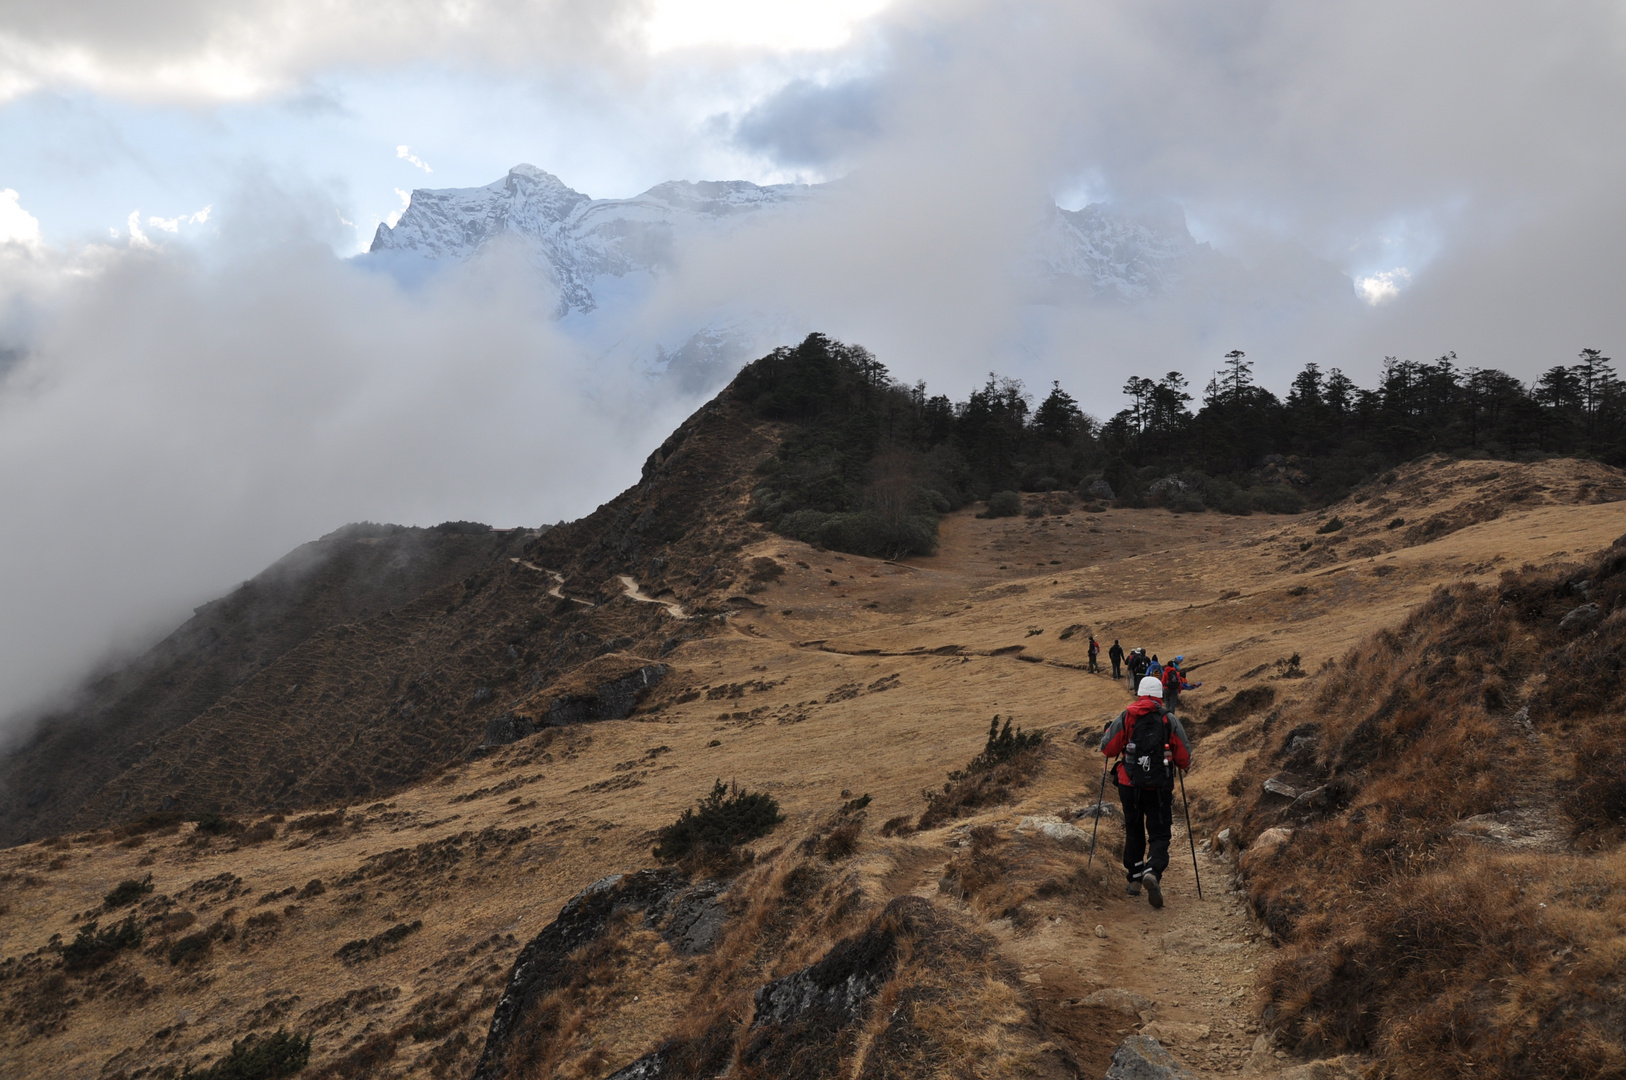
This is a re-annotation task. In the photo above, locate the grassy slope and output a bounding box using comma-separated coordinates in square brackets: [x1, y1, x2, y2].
[1, 455, 1622, 1079]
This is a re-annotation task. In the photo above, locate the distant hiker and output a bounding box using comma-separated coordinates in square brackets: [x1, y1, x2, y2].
[1100, 676, 1192, 908]
[1161, 655, 1201, 711]
[1127, 648, 1148, 689]
[1088, 636, 1101, 673]
[1108, 639, 1124, 679]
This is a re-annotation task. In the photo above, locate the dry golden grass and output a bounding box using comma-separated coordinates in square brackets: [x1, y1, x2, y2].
[2, 455, 1623, 1079]
[1234, 539, 1626, 1079]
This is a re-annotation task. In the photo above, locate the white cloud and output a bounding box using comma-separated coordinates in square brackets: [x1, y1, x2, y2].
[125, 209, 153, 248]
[1356, 268, 1411, 306]
[0, 189, 42, 250]
[396, 145, 433, 172]
[147, 205, 213, 233]
[386, 187, 412, 228]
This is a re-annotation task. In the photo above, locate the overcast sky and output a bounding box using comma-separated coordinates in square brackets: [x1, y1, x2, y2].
[1, 0, 1624, 724]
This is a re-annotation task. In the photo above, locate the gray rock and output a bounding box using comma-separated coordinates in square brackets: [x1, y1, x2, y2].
[604, 1050, 667, 1079]
[1105, 1034, 1197, 1079]
[659, 881, 729, 954]
[1290, 786, 1329, 811]
[1080, 987, 1154, 1016]
[482, 712, 537, 747]
[545, 663, 668, 725]
[1214, 828, 1233, 854]
[1559, 602, 1602, 632]
[1262, 777, 1300, 799]
[1086, 479, 1116, 500]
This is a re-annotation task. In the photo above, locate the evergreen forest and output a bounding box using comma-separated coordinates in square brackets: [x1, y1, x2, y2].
[732, 333, 1621, 559]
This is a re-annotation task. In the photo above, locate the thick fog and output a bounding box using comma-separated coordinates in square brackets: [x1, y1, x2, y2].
[1, 0, 1623, 731]
[0, 193, 706, 729]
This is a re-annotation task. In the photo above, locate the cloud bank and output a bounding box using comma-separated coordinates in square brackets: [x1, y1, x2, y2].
[0, 189, 704, 729]
[1, 0, 1623, 734]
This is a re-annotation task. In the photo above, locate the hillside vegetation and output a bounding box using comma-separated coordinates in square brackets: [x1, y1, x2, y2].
[2, 338, 1624, 1080]
[1230, 537, 1626, 1079]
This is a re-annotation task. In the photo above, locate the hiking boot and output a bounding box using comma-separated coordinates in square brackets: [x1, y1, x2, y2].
[1143, 871, 1164, 909]
[1125, 878, 1141, 896]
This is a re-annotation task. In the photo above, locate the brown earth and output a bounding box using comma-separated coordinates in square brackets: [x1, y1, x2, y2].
[1, 452, 1623, 1079]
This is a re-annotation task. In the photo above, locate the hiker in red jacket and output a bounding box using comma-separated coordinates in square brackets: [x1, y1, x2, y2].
[1161, 655, 1200, 711]
[1088, 636, 1100, 673]
[1100, 676, 1192, 908]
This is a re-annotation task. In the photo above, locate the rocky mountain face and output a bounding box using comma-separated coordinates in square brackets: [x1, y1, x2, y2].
[369, 165, 811, 316]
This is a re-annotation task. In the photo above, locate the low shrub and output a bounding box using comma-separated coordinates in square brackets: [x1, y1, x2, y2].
[288, 810, 345, 832]
[982, 491, 1022, 518]
[1386, 517, 1405, 529]
[168, 931, 213, 966]
[919, 717, 1046, 830]
[1315, 516, 1345, 534]
[241, 820, 279, 844]
[103, 873, 154, 909]
[653, 780, 784, 863]
[182, 1029, 312, 1080]
[61, 917, 143, 970]
[192, 812, 241, 836]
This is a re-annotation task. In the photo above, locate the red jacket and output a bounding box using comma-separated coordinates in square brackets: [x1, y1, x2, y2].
[1100, 697, 1191, 787]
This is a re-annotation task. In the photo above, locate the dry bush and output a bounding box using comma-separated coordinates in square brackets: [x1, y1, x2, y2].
[938, 826, 1109, 927]
[1233, 537, 1626, 1079]
[918, 718, 1046, 830]
[288, 810, 345, 833]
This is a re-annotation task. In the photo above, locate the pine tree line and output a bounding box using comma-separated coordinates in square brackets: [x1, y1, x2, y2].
[730, 334, 1618, 556]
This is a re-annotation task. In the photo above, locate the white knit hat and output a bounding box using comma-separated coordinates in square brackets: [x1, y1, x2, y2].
[1138, 676, 1164, 698]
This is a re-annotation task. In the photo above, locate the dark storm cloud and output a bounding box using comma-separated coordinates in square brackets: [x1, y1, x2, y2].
[733, 77, 880, 169]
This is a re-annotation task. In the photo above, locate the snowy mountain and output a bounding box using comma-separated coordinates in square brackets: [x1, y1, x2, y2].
[364, 165, 1355, 391]
[369, 164, 810, 315]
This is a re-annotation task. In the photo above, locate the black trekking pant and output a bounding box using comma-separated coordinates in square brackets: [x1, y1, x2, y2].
[1118, 783, 1174, 880]
[1111, 658, 1121, 678]
[1089, 654, 1099, 672]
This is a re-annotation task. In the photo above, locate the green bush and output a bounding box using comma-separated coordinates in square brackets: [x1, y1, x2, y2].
[103, 873, 153, 909]
[983, 491, 1022, 517]
[182, 1029, 311, 1080]
[1316, 516, 1345, 534]
[774, 508, 937, 559]
[950, 716, 1046, 781]
[653, 781, 784, 863]
[61, 917, 144, 970]
[1386, 517, 1405, 529]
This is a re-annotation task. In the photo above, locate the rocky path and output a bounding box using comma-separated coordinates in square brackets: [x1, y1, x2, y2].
[902, 819, 1307, 1078]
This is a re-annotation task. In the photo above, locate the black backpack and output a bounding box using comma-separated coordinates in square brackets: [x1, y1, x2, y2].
[1123, 706, 1174, 789]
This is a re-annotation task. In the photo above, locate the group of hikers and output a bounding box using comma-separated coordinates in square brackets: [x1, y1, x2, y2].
[1084, 634, 1203, 911]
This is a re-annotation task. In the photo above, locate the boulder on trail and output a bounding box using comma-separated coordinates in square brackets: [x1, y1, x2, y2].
[1239, 827, 1293, 872]
[1080, 987, 1154, 1017]
[1105, 1034, 1197, 1079]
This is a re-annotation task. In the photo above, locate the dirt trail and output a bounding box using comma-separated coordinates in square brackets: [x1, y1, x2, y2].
[615, 574, 691, 618]
[509, 557, 593, 605]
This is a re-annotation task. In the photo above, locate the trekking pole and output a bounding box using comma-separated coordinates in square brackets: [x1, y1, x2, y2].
[1177, 768, 1203, 900]
[1086, 754, 1111, 868]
